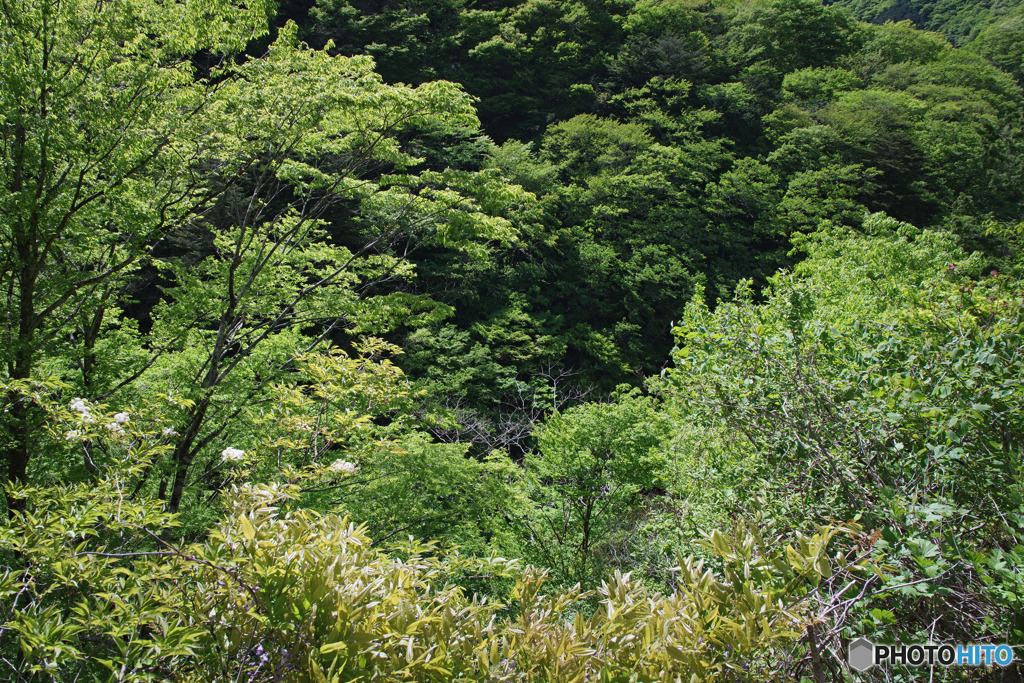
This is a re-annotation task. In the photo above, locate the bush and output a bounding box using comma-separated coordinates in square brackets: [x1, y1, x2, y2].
[2, 463, 864, 681]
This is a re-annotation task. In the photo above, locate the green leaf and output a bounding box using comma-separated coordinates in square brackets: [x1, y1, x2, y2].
[238, 515, 256, 542]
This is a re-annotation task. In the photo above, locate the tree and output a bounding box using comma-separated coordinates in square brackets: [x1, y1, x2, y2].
[0, 0, 525, 515]
[609, 0, 726, 88]
[972, 7, 1024, 83]
[308, 0, 468, 84]
[137, 25, 520, 514]
[657, 215, 1024, 662]
[458, 0, 633, 140]
[766, 32, 1024, 227]
[726, 0, 863, 74]
[519, 389, 671, 587]
[0, 0, 272, 504]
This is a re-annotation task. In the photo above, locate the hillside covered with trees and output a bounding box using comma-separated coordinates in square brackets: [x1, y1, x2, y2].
[1, 0, 1023, 680]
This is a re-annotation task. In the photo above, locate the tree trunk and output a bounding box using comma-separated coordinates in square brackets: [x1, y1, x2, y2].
[166, 396, 212, 513]
[3, 204, 38, 514]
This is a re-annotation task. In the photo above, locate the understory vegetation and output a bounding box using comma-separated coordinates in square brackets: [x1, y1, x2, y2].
[2, 0, 1023, 680]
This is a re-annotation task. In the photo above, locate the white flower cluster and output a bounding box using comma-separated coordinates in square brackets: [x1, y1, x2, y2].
[329, 459, 358, 475]
[69, 397, 96, 423]
[103, 411, 130, 435]
[221, 447, 246, 463]
[162, 427, 178, 437]
[64, 430, 82, 441]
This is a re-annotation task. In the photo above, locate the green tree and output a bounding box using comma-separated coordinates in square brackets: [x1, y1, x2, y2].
[972, 7, 1024, 82]
[135, 25, 521, 514]
[0, 0, 526, 518]
[0, 0, 272, 504]
[727, 0, 863, 74]
[609, 0, 726, 88]
[827, 0, 1024, 46]
[657, 214, 1024, 662]
[519, 389, 671, 587]
[308, 0, 468, 84]
[460, 0, 633, 140]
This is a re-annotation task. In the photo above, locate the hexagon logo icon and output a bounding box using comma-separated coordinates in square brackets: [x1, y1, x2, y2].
[849, 638, 875, 672]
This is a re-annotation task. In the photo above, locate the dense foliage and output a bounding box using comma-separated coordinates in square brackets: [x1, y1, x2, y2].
[2, 0, 1023, 679]
[305, 0, 1024, 444]
[826, 0, 1023, 46]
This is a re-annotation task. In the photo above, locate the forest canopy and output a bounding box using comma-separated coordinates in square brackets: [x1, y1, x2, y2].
[2, 0, 1023, 680]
